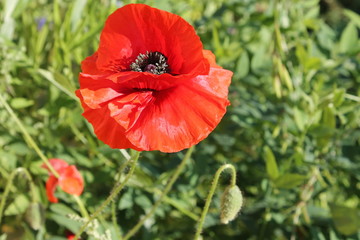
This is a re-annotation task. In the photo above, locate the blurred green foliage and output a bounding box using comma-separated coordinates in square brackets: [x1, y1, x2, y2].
[0, 0, 359, 239]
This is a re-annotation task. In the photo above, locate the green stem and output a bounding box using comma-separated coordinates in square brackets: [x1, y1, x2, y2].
[0, 93, 89, 219]
[345, 93, 360, 102]
[112, 200, 122, 239]
[150, 188, 199, 221]
[75, 151, 141, 239]
[123, 146, 194, 240]
[111, 150, 133, 240]
[0, 94, 59, 178]
[73, 195, 90, 219]
[119, 149, 131, 160]
[194, 164, 237, 240]
[0, 168, 37, 225]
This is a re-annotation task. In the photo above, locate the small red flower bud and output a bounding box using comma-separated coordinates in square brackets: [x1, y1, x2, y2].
[42, 159, 84, 203]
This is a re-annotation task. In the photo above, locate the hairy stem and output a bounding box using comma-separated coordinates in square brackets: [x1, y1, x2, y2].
[0, 94, 59, 177]
[123, 146, 194, 240]
[75, 151, 141, 239]
[0, 94, 89, 218]
[0, 168, 37, 225]
[194, 164, 237, 240]
[73, 195, 90, 220]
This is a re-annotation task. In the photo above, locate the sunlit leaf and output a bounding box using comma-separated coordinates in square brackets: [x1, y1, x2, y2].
[4, 194, 30, 216]
[330, 205, 360, 236]
[339, 22, 358, 54]
[274, 173, 307, 189]
[263, 146, 279, 180]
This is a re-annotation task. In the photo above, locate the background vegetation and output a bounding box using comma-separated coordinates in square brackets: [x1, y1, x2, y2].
[0, 0, 359, 239]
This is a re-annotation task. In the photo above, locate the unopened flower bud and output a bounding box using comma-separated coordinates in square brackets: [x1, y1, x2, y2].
[25, 202, 45, 230]
[220, 185, 243, 224]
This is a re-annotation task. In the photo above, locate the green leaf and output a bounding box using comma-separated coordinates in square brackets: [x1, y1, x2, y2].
[10, 98, 34, 109]
[322, 106, 335, 128]
[37, 69, 77, 100]
[70, 0, 87, 31]
[48, 213, 82, 233]
[333, 89, 345, 107]
[50, 203, 77, 216]
[263, 146, 279, 180]
[339, 22, 358, 54]
[330, 204, 360, 236]
[274, 173, 307, 189]
[295, 44, 308, 66]
[127, 167, 154, 188]
[293, 108, 307, 132]
[273, 76, 282, 98]
[119, 189, 134, 210]
[251, 45, 268, 74]
[4, 194, 30, 216]
[277, 60, 293, 92]
[237, 50, 249, 78]
[135, 195, 153, 209]
[344, 9, 360, 29]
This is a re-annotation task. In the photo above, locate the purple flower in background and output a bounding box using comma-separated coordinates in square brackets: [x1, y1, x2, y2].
[36, 17, 46, 31]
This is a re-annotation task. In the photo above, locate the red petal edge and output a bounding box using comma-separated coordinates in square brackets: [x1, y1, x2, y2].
[45, 175, 59, 203]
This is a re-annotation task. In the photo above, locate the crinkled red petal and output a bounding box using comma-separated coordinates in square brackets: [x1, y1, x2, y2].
[77, 48, 232, 152]
[108, 91, 154, 130]
[42, 158, 69, 176]
[123, 75, 231, 152]
[76, 89, 141, 150]
[58, 166, 84, 196]
[81, 52, 111, 75]
[45, 175, 59, 203]
[203, 50, 222, 68]
[97, 4, 208, 75]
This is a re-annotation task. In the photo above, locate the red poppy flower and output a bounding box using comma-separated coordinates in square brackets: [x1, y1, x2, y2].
[66, 234, 77, 240]
[42, 159, 84, 203]
[76, 4, 232, 153]
[65, 231, 78, 240]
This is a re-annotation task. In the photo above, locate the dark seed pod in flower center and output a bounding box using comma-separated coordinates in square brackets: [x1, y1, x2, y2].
[130, 51, 169, 75]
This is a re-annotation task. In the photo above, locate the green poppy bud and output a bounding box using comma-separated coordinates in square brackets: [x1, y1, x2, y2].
[220, 185, 243, 224]
[25, 202, 45, 230]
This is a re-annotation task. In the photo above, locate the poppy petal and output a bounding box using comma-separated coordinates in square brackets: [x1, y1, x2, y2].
[203, 50, 221, 68]
[78, 88, 122, 109]
[108, 91, 154, 130]
[76, 90, 140, 150]
[45, 175, 59, 203]
[58, 166, 84, 196]
[97, 4, 208, 75]
[124, 82, 230, 152]
[42, 158, 69, 175]
[81, 52, 111, 75]
[193, 67, 233, 99]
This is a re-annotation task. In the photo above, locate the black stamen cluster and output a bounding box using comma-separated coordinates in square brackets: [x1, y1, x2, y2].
[130, 51, 169, 75]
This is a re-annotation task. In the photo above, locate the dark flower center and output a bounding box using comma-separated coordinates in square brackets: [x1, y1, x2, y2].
[130, 51, 169, 75]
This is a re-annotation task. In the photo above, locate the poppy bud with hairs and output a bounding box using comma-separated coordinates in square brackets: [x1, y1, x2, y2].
[220, 185, 243, 224]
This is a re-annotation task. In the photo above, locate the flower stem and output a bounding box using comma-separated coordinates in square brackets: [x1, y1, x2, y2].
[73, 195, 90, 219]
[111, 150, 133, 240]
[123, 146, 194, 240]
[112, 200, 122, 239]
[0, 168, 37, 225]
[194, 164, 237, 240]
[0, 94, 59, 178]
[0, 93, 89, 219]
[149, 188, 199, 221]
[74, 151, 141, 239]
